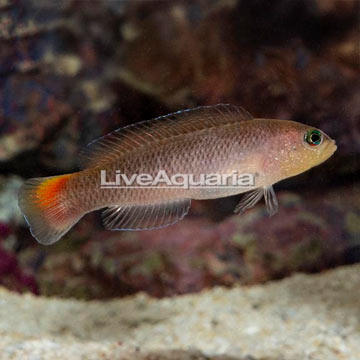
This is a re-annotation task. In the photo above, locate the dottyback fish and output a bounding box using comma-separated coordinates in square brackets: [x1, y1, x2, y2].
[18, 104, 337, 245]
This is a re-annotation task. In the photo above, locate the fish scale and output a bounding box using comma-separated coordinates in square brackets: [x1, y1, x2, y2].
[18, 104, 337, 245]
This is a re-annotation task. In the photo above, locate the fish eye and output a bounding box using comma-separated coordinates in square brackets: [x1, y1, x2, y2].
[304, 129, 322, 146]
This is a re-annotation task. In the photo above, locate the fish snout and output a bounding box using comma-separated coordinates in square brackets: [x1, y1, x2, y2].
[329, 139, 337, 154]
[322, 138, 337, 158]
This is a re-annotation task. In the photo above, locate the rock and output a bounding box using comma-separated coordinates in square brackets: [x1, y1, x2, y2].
[0, 264, 360, 359]
[0, 176, 23, 225]
[1, 0, 358, 175]
[11, 184, 360, 300]
[0, 176, 38, 294]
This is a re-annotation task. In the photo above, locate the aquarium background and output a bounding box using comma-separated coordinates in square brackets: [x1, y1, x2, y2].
[0, 0, 359, 299]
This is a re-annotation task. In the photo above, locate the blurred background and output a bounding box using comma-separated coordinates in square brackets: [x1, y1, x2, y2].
[0, 0, 359, 300]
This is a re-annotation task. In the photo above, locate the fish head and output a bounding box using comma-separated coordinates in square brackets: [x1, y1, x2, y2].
[270, 121, 337, 180]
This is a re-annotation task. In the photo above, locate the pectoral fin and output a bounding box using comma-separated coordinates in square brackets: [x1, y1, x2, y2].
[234, 186, 278, 216]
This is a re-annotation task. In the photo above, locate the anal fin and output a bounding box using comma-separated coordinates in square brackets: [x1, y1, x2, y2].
[102, 198, 191, 231]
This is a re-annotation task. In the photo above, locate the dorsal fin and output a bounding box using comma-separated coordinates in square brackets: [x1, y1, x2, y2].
[79, 104, 253, 169]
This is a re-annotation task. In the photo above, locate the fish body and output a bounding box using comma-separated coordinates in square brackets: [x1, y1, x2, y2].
[18, 105, 337, 245]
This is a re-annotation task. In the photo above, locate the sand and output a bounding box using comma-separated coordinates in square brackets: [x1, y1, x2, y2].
[0, 265, 360, 360]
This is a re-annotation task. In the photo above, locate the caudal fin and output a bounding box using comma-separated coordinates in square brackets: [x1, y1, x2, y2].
[18, 174, 82, 245]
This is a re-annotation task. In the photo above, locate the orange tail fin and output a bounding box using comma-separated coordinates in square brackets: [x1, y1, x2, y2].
[18, 174, 82, 245]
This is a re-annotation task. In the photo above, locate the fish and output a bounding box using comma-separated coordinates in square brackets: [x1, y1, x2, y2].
[18, 104, 337, 245]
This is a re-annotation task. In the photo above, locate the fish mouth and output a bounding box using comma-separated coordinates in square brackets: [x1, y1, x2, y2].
[329, 140, 337, 154]
[322, 139, 337, 159]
